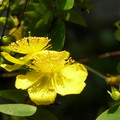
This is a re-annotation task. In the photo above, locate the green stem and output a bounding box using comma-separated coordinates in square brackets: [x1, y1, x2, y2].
[85, 65, 107, 80]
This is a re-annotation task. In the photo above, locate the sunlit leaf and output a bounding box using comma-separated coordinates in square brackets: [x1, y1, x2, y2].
[63, 9, 87, 26]
[56, 0, 74, 10]
[96, 105, 120, 120]
[27, 107, 58, 120]
[0, 104, 37, 116]
[49, 20, 65, 51]
[115, 28, 120, 41]
[0, 89, 26, 103]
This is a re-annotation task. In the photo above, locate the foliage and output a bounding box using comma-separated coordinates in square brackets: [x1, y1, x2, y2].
[0, 0, 120, 120]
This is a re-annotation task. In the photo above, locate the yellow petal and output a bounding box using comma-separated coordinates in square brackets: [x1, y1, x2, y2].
[28, 74, 56, 105]
[0, 64, 22, 72]
[1, 52, 25, 64]
[15, 71, 43, 90]
[54, 63, 88, 96]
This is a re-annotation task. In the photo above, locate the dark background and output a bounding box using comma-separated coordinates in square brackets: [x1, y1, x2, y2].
[48, 0, 120, 120]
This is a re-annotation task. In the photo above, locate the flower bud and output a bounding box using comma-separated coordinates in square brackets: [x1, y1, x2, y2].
[107, 87, 120, 101]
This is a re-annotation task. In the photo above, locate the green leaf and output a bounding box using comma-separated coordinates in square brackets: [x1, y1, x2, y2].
[115, 28, 120, 41]
[27, 107, 58, 120]
[11, 0, 24, 14]
[63, 9, 87, 26]
[42, 11, 51, 24]
[49, 20, 65, 51]
[96, 105, 120, 120]
[56, 0, 74, 10]
[32, 3, 47, 15]
[0, 89, 26, 103]
[39, 0, 54, 9]
[0, 17, 15, 29]
[24, 11, 40, 22]
[117, 62, 120, 73]
[0, 104, 37, 116]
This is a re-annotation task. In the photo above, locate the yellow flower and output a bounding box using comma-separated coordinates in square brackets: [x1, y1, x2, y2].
[1, 37, 51, 71]
[8, 37, 51, 54]
[15, 50, 88, 105]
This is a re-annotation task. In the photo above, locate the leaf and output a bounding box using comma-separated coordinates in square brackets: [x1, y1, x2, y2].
[49, 20, 65, 51]
[63, 9, 87, 26]
[56, 0, 74, 10]
[39, 0, 54, 9]
[0, 89, 26, 103]
[32, 3, 47, 15]
[27, 107, 58, 120]
[117, 62, 120, 73]
[24, 11, 40, 22]
[115, 28, 120, 41]
[42, 11, 51, 24]
[0, 104, 37, 116]
[96, 105, 120, 120]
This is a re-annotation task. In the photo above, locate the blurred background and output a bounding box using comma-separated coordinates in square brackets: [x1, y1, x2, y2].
[47, 0, 120, 120]
[0, 0, 120, 120]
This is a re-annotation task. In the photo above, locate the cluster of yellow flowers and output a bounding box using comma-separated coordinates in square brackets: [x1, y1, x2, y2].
[1, 37, 88, 105]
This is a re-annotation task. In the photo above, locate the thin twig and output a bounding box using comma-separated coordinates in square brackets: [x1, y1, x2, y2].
[85, 65, 107, 80]
[0, 0, 12, 46]
[10, 0, 29, 36]
[0, 72, 19, 77]
[80, 51, 120, 63]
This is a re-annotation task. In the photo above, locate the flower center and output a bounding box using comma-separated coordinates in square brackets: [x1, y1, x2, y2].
[30, 50, 71, 73]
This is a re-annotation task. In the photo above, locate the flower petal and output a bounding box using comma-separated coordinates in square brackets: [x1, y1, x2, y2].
[28, 74, 57, 105]
[1, 52, 31, 65]
[0, 64, 22, 72]
[1, 52, 25, 64]
[15, 71, 43, 90]
[54, 63, 88, 96]
[9, 37, 51, 54]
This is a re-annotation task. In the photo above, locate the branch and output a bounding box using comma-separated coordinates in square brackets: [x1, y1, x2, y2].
[80, 51, 120, 63]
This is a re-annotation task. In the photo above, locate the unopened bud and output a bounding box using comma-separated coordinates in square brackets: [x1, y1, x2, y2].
[107, 87, 120, 101]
